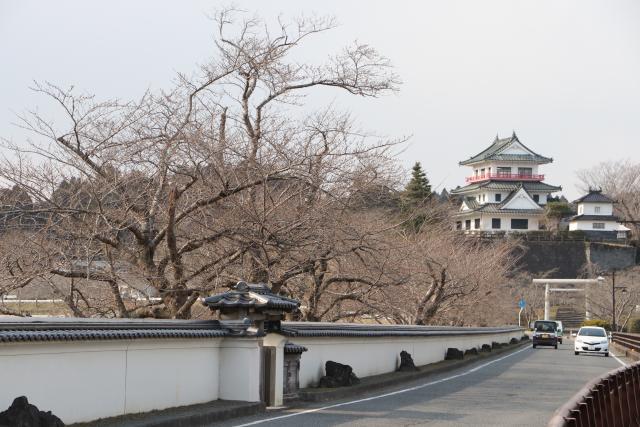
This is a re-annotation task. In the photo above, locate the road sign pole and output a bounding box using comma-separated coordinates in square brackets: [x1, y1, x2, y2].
[518, 307, 523, 327]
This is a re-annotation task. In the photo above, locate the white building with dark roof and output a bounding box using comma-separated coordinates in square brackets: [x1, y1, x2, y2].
[451, 132, 561, 232]
[569, 190, 630, 239]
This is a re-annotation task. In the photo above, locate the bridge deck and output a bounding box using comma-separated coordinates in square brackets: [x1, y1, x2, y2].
[218, 339, 629, 427]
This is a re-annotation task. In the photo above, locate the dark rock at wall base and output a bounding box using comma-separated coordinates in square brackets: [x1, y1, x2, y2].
[0, 396, 64, 427]
[510, 337, 519, 345]
[481, 344, 492, 352]
[445, 348, 464, 360]
[491, 341, 501, 350]
[464, 348, 478, 356]
[397, 350, 418, 372]
[318, 361, 360, 388]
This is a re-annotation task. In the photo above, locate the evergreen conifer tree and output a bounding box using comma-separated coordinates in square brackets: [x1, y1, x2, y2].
[402, 162, 432, 207]
[401, 162, 433, 232]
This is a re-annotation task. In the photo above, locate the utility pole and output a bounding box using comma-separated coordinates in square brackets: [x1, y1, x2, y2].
[612, 270, 616, 332]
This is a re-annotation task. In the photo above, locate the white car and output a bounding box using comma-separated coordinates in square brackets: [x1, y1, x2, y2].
[574, 326, 609, 357]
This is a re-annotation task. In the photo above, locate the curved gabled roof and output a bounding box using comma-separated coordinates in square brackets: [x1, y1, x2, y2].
[573, 190, 615, 204]
[450, 180, 561, 195]
[459, 132, 553, 166]
[569, 214, 619, 221]
[455, 184, 543, 216]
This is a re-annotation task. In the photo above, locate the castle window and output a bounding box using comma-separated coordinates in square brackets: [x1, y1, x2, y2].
[593, 223, 605, 229]
[474, 218, 480, 229]
[518, 167, 533, 176]
[533, 194, 539, 203]
[456, 221, 462, 230]
[511, 219, 529, 229]
[492, 218, 501, 229]
[495, 193, 502, 202]
[465, 220, 471, 230]
[595, 206, 601, 213]
[497, 167, 511, 176]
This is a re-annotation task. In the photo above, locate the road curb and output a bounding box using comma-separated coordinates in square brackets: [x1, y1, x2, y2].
[292, 339, 531, 403]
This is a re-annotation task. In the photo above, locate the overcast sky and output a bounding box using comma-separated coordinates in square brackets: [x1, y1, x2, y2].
[1, 0, 639, 199]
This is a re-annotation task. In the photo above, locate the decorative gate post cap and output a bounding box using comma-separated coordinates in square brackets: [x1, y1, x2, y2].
[203, 281, 300, 314]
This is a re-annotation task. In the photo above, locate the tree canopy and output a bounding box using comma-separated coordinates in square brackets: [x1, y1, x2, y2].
[402, 162, 432, 207]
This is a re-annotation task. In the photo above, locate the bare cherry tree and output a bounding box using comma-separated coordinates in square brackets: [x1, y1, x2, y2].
[368, 209, 522, 325]
[0, 10, 400, 318]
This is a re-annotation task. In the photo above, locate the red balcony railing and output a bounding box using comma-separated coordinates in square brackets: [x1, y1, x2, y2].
[465, 173, 544, 183]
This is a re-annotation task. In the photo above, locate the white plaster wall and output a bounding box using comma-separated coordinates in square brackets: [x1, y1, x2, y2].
[502, 191, 541, 210]
[579, 203, 613, 216]
[478, 215, 540, 231]
[218, 338, 262, 402]
[125, 340, 220, 414]
[528, 217, 540, 231]
[0, 342, 127, 423]
[479, 191, 547, 206]
[533, 193, 548, 205]
[0, 339, 223, 424]
[569, 220, 618, 231]
[293, 330, 522, 388]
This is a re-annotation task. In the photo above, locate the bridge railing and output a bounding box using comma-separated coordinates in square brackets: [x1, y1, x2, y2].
[612, 331, 640, 353]
[548, 361, 640, 427]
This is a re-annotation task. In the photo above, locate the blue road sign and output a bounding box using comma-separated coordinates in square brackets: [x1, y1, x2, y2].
[518, 299, 526, 309]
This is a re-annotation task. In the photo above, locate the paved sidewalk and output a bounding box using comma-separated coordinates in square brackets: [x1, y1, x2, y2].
[69, 400, 264, 427]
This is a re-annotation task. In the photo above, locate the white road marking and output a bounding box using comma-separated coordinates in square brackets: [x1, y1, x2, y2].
[610, 352, 627, 367]
[231, 346, 532, 427]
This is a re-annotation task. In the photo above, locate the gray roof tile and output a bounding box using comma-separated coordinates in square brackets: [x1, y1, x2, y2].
[573, 191, 616, 204]
[451, 181, 561, 195]
[0, 318, 229, 343]
[280, 322, 522, 338]
[203, 282, 300, 312]
[456, 184, 543, 215]
[284, 342, 308, 354]
[459, 133, 552, 166]
[569, 214, 619, 221]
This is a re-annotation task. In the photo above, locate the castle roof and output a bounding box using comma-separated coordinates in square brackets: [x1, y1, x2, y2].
[573, 190, 615, 204]
[456, 184, 543, 216]
[459, 132, 553, 166]
[569, 214, 619, 222]
[450, 180, 561, 195]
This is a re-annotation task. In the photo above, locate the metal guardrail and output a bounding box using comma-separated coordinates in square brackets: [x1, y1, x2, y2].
[612, 332, 640, 353]
[548, 361, 640, 427]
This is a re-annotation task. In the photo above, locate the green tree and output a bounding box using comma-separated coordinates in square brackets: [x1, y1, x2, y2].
[402, 162, 432, 207]
[542, 201, 573, 231]
[401, 162, 433, 232]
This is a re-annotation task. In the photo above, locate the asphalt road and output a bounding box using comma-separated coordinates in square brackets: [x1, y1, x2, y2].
[218, 340, 629, 427]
